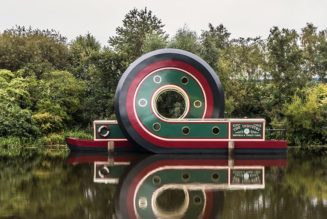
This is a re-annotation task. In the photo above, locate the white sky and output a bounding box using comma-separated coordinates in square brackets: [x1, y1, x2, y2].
[0, 0, 326, 45]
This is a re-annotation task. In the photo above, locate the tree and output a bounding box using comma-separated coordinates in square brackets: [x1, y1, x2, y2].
[267, 27, 305, 87]
[200, 23, 231, 69]
[301, 23, 321, 79]
[276, 84, 327, 145]
[76, 50, 127, 124]
[300, 23, 327, 82]
[316, 32, 327, 82]
[266, 27, 305, 118]
[70, 33, 101, 79]
[0, 69, 39, 137]
[35, 71, 86, 128]
[0, 26, 71, 78]
[109, 8, 166, 63]
[168, 26, 202, 55]
[216, 38, 267, 118]
[142, 32, 168, 53]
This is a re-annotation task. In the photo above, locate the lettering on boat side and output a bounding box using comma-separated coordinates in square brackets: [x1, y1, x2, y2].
[231, 122, 264, 139]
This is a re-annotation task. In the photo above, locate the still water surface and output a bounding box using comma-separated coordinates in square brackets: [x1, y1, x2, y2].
[0, 150, 326, 219]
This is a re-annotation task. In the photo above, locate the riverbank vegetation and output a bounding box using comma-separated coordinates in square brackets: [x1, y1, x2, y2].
[0, 8, 326, 156]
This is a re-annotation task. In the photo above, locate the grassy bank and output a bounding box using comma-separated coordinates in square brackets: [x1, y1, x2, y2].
[0, 130, 92, 158]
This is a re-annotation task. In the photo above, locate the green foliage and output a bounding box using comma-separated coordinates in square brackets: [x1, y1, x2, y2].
[32, 112, 63, 134]
[301, 23, 327, 81]
[0, 26, 71, 78]
[216, 38, 267, 118]
[39, 133, 65, 146]
[64, 130, 93, 139]
[141, 32, 168, 53]
[0, 69, 85, 138]
[168, 26, 202, 55]
[78, 50, 126, 123]
[39, 70, 85, 119]
[70, 33, 101, 79]
[0, 130, 91, 158]
[200, 23, 231, 68]
[267, 27, 305, 113]
[0, 103, 38, 137]
[276, 84, 327, 145]
[0, 70, 39, 137]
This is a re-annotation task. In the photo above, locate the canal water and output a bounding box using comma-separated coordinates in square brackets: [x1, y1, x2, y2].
[0, 149, 326, 219]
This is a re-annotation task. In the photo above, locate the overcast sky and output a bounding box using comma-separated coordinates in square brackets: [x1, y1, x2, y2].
[1, 0, 326, 45]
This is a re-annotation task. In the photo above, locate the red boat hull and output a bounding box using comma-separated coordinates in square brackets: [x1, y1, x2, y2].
[66, 137, 138, 153]
[66, 137, 287, 154]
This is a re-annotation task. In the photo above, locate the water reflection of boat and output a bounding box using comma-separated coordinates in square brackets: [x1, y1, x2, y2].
[67, 152, 287, 219]
[115, 155, 265, 219]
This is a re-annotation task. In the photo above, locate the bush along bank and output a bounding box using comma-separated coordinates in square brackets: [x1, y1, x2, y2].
[0, 130, 92, 158]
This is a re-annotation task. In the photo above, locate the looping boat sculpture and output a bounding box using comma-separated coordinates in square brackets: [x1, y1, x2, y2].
[66, 49, 287, 154]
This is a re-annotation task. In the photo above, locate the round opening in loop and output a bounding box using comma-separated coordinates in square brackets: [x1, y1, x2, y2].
[153, 85, 189, 120]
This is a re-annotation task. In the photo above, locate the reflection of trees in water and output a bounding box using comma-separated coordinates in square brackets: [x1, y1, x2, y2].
[0, 158, 116, 219]
[283, 155, 327, 200]
[0, 154, 326, 219]
[222, 156, 327, 219]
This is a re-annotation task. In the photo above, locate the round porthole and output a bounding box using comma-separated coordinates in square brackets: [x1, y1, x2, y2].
[153, 123, 161, 131]
[181, 76, 189, 85]
[212, 126, 220, 135]
[182, 126, 190, 135]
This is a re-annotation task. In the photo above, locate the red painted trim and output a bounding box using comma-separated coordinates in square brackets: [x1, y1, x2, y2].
[66, 137, 106, 148]
[66, 154, 140, 164]
[234, 140, 287, 149]
[66, 138, 134, 148]
[66, 155, 108, 164]
[203, 191, 214, 219]
[234, 159, 287, 167]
